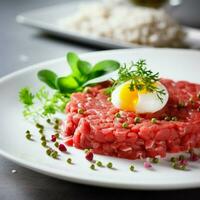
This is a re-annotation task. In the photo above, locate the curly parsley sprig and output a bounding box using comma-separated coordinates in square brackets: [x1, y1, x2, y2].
[108, 60, 166, 102]
[19, 87, 69, 121]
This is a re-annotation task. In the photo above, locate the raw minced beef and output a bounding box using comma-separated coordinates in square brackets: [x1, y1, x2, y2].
[62, 79, 200, 159]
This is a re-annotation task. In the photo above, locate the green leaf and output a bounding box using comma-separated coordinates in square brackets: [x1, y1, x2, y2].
[89, 60, 120, 79]
[67, 52, 81, 78]
[56, 75, 79, 93]
[77, 60, 92, 75]
[37, 70, 58, 89]
[43, 104, 56, 116]
[19, 87, 34, 106]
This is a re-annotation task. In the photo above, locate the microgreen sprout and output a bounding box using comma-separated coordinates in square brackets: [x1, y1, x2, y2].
[19, 88, 34, 106]
[19, 87, 70, 120]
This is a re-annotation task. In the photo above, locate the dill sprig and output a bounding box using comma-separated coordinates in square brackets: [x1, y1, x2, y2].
[110, 60, 166, 102]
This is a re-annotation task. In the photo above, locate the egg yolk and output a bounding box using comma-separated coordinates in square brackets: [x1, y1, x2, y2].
[119, 82, 138, 112]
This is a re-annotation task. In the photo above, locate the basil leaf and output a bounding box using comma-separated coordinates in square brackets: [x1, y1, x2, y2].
[88, 71, 105, 80]
[67, 52, 81, 78]
[89, 60, 120, 79]
[77, 60, 92, 75]
[56, 75, 79, 93]
[37, 70, 58, 89]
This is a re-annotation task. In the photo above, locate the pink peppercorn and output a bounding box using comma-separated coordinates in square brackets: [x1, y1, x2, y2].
[58, 144, 67, 152]
[180, 159, 188, 166]
[144, 161, 152, 169]
[51, 135, 57, 142]
[85, 151, 93, 161]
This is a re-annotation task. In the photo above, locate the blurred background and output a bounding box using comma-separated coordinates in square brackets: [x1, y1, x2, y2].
[1, 0, 200, 77]
[0, 0, 200, 199]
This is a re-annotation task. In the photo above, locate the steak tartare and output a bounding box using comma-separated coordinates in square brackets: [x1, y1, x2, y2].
[63, 79, 200, 159]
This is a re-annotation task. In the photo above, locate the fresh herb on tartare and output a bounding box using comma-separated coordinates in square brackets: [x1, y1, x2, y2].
[19, 52, 120, 119]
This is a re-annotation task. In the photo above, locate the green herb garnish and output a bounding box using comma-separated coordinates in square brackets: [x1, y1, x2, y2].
[19, 88, 34, 106]
[19, 86, 69, 120]
[19, 52, 119, 119]
[38, 52, 120, 94]
[111, 60, 166, 102]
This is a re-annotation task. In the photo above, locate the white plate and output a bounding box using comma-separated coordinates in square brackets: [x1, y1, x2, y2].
[16, 0, 200, 49]
[0, 48, 200, 190]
